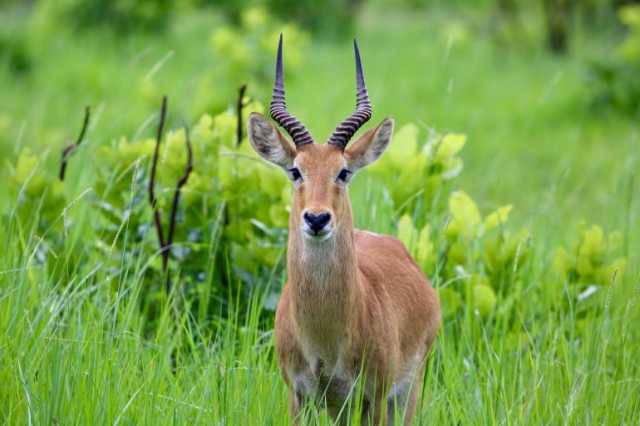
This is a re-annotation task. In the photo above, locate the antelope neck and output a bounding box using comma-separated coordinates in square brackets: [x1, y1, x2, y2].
[288, 214, 361, 353]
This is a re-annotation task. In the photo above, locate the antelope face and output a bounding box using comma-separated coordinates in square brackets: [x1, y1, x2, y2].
[247, 34, 393, 243]
[290, 144, 345, 242]
[248, 115, 394, 243]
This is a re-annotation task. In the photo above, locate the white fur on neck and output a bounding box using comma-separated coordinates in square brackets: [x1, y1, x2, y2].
[300, 235, 338, 287]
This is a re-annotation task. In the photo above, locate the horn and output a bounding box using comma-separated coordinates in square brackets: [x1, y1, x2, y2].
[270, 34, 314, 147]
[328, 39, 373, 150]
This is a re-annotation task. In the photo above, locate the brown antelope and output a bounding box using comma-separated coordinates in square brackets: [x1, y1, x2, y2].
[247, 35, 441, 425]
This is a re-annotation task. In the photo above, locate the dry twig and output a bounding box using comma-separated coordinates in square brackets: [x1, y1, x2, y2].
[59, 106, 90, 181]
[236, 84, 249, 146]
[148, 96, 193, 293]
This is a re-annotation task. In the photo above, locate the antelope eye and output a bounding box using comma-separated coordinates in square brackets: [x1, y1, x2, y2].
[288, 167, 302, 182]
[336, 168, 352, 183]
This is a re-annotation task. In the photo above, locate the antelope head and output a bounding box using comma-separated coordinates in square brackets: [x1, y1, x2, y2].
[248, 35, 394, 244]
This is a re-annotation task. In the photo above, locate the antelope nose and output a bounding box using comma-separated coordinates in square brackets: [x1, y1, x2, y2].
[303, 212, 332, 234]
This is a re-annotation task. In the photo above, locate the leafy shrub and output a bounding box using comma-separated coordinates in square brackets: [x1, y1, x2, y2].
[368, 124, 467, 225]
[398, 190, 530, 319]
[356, 123, 530, 320]
[551, 224, 626, 313]
[383, 126, 628, 324]
[6, 95, 627, 329]
[9, 149, 66, 234]
[209, 6, 310, 86]
[90, 98, 295, 317]
[386, 127, 628, 324]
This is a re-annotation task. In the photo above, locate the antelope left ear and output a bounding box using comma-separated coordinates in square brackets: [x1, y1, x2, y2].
[247, 112, 297, 169]
[344, 118, 394, 171]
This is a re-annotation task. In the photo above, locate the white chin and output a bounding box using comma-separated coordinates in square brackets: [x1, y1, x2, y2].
[303, 230, 333, 242]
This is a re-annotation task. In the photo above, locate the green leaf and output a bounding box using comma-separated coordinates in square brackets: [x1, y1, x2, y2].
[472, 283, 497, 316]
[484, 204, 513, 231]
[437, 287, 462, 319]
[416, 224, 435, 268]
[434, 133, 466, 162]
[396, 214, 416, 253]
[385, 123, 418, 166]
[447, 190, 481, 239]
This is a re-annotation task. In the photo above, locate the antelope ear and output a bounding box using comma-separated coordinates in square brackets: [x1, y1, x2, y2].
[248, 113, 296, 169]
[344, 118, 394, 171]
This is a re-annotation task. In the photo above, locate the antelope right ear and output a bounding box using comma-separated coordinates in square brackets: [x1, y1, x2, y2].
[344, 118, 394, 171]
[248, 113, 297, 169]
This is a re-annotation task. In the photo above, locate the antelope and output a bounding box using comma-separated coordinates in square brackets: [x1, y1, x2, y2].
[247, 35, 441, 425]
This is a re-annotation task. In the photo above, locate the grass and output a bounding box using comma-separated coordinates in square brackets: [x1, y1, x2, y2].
[2, 204, 639, 424]
[1, 2, 639, 425]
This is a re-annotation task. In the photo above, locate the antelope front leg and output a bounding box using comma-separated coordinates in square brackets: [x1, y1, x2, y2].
[361, 387, 389, 426]
[401, 365, 425, 425]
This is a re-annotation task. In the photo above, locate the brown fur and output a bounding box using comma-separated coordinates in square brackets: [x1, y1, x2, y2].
[249, 114, 441, 425]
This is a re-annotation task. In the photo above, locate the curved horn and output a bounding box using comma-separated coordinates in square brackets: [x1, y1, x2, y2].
[328, 39, 372, 150]
[270, 34, 314, 147]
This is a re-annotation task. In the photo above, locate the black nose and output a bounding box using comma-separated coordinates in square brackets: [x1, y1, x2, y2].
[303, 212, 331, 233]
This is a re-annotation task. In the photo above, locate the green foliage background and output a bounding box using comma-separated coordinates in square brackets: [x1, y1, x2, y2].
[0, 0, 639, 424]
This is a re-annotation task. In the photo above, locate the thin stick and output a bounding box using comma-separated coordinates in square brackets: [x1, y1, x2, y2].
[149, 96, 168, 271]
[148, 96, 194, 294]
[165, 125, 193, 292]
[59, 106, 90, 181]
[236, 84, 248, 146]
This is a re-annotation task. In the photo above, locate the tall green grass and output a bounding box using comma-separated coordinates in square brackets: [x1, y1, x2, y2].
[1, 180, 639, 424]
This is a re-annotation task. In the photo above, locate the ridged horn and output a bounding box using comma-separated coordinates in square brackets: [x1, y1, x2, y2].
[270, 34, 314, 147]
[327, 39, 372, 149]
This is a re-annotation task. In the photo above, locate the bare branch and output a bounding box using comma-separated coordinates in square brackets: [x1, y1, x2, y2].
[149, 96, 168, 271]
[147, 96, 194, 293]
[166, 124, 193, 249]
[59, 106, 90, 181]
[165, 125, 193, 293]
[236, 84, 248, 146]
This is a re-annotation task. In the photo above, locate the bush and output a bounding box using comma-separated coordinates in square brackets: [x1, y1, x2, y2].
[209, 7, 310, 86]
[382, 124, 626, 325]
[6, 98, 627, 331]
[550, 224, 626, 313]
[398, 190, 530, 320]
[367, 124, 467, 225]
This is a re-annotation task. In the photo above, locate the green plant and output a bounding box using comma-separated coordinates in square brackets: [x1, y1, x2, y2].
[89, 98, 291, 321]
[368, 124, 467, 224]
[551, 223, 626, 313]
[9, 148, 66, 235]
[398, 190, 531, 320]
[209, 6, 310, 86]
